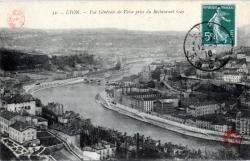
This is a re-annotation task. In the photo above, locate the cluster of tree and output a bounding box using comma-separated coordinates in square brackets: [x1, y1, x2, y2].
[51, 52, 94, 70]
[79, 125, 204, 159]
[0, 48, 50, 71]
[0, 48, 95, 71]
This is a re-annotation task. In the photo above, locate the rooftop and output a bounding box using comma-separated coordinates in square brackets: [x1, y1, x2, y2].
[0, 110, 18, 120]
[190, 101, 220, 108]
[62, 111, 79, 119]
[157, 99, 178, 103]
[126, 91, 160, 96]
[10, 121, 36, 132]
[34, 116, 48, 122]
[132, 96, 159, 101]
[1, 94, 34, 104]
[91, 141, 115, 150]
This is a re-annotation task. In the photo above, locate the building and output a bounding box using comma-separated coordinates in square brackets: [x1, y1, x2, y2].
[1, 95, 36, 115]
[36, 106, 42, 115]
[239, 93, 250, 108]
[237, 63, 248, 74]
[0, 111, 19, 134]
[212, 124, 232, 132]
[236, 112, 250, 135]
[0, 110, 48, 135]
[91, 141, 116, 160]
[222, 74, 242, 83]
[120, 95, 135, 108]
[119, 89, 161, 113]
[83, 150, 101, 160]
[9, 121, 38, 144]
[163, 115, 184, 124]
[139, 66, 152, 83]
[141, 98, 155, 113]
[237, 53, 246, 59]
[125, 90, 161, 99]
[196, 120, 211, 129]
[7, 101, 36, 115]
[187, 102, 221, 117]
[160, 73, 166, 81]
[3, 101, 36, 116]
[121, 87, 151, 94]
[153, 99, 179, 114]
[236, 117, 250, 135]
[46, 102, 64, 116]
[58, 111, 80, 124]
[20, 116, 48, 129]
[131, 97, 156, 113]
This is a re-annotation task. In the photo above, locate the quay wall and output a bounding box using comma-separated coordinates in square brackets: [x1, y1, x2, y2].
[23, 77, 86, 94]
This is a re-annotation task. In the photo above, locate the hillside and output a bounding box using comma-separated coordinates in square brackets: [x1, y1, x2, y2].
[0, 28, 185, 58]
[0, 25, 249, 60]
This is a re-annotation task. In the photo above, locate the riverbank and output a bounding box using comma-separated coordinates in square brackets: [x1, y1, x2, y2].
[23, 77, 87, 94]
[98, 90, 250, 145]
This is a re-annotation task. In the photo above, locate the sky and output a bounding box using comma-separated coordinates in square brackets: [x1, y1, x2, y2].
[0, 0, 249, 31]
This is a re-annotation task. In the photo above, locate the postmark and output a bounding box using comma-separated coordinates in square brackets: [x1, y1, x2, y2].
[7, 9, 25, 29]
[223, 130, 243, 145]
[183, 22, 233, 71]
[202, 5, 235, 46]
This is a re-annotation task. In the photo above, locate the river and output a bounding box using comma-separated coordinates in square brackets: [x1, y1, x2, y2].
[33, 60, 246, 156]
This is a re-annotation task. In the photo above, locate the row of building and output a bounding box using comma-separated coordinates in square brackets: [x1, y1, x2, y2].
[109, 86, 250, 134]
[111, 88, 179, 114]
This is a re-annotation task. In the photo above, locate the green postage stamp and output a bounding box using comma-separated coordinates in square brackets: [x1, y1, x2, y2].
[202, 5, 235, 46]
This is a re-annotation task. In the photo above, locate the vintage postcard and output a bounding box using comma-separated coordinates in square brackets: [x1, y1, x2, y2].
[0, 0, 250, 160]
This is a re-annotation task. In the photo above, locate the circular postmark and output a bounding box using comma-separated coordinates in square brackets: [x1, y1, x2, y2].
[183, 22, 234, 72]
[223, 129, 243, 145]
[7, 9, 25, 29]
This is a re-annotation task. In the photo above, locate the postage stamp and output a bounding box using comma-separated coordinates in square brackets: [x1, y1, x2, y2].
[202, 5, 235, 46]
[7, 9, 25, 29]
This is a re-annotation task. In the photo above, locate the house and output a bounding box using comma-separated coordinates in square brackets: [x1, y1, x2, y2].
[0, 111, 19, 134]
[91, 141, 116, 160]
[83, 149, 101, 160]
[58, 111, 79, 124]
[46, 102, 64, 116]
[1, 95, 36, 115]
[236, 112, 250, 135]
[212, 124, 232, 132]
[20, 116, 48, 129]
[9, 121, 39, 144]
[222, 74, 242, 83]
